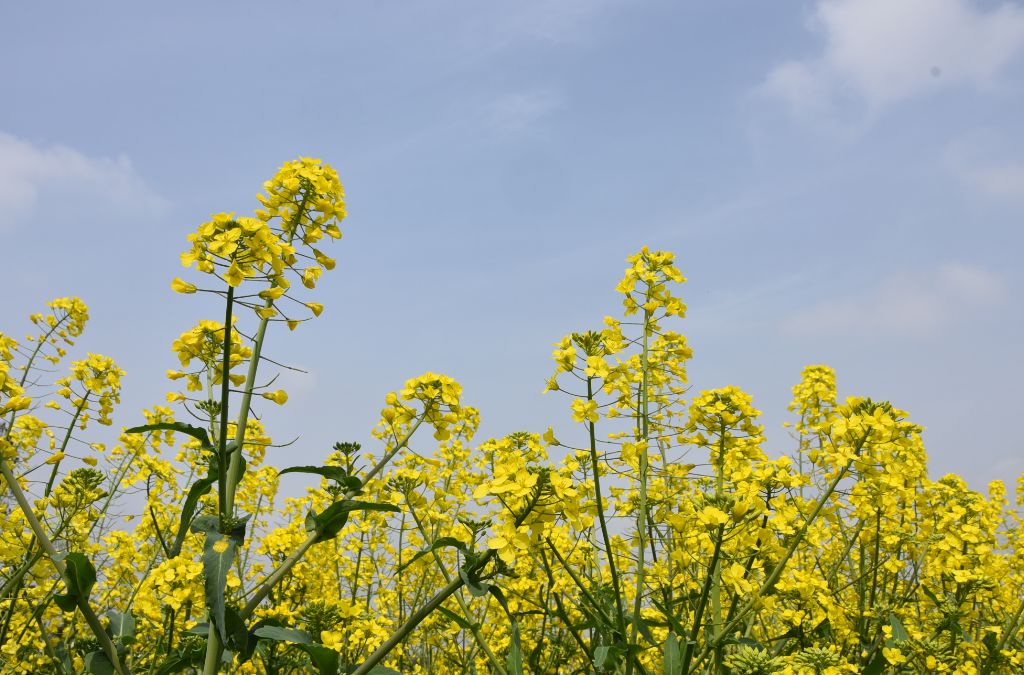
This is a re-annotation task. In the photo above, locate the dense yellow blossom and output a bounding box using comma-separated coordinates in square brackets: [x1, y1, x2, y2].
[1, 164, 1021, 675]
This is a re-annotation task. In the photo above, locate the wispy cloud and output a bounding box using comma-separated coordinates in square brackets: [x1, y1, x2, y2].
[486, 90, 564, 134]
[945, 134, 1024, 203]
[0, 131, 166, 231]
[782, 263, 1006, 338]
[758, 0, 1024, 120]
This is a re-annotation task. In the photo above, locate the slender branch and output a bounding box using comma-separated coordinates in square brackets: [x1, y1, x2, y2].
[0, 457, 128, 675]
[680, 524, 725, 675]
[585, 376, 627, 642]
[239, 413, 428, 620]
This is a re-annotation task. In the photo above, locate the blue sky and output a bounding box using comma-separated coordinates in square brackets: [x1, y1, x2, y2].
[2, 0, 1022, 493]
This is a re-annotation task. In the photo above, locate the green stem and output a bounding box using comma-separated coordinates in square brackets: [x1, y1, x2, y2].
[0, 457, 128, 675]
[628, 307, 653, 671]
[203, 286, 235, 674]
[239, 413, 427, 620]
[406, 496, 506, 675]
[224, 188, 310, 515]
[709, 418, 726, 669]
[217, 286, 235, 527]
[544, 539, 617, 630]
[350, 486, 544, 675]
[43, 393, 91, 497]
[223, 309, 265, 514]
[990, 593, 1024, 665]
[2, 316, 67, 438]
[679, 524, 725, 675]
[688, 431, 870, 671]
[586, 377, 627, 643]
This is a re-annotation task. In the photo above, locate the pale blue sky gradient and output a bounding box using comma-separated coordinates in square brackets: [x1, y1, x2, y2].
[2, 0, 1022, 493]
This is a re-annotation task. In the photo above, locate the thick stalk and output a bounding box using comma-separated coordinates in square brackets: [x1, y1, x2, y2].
[224, 188, 309, 514]
[709, 419, 726, 668]
[216, 286, 235, 526]
[203, 286, 236, 674]
[628, 307, 652, 670]
[223, 309, 266, 512]
[0, 457, 127, 675]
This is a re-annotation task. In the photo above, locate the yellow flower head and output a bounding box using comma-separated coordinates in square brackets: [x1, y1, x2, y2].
[53, 353, 125, 426]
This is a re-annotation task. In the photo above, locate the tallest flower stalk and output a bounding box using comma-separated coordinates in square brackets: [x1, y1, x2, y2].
[171, 157, 346, 674]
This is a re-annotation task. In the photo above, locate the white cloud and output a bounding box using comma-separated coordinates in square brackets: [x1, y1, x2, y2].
[960, 161, 1024, 199]
[760, 0, 1024, 118]
[945, 134, 1024, 202]
[487, 90, 563, 134]
[0, 132, 165, 231]
[782, 263, 1005, 337]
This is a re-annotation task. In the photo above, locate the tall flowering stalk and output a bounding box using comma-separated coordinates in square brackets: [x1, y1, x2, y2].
[2, 161, 1023, 674]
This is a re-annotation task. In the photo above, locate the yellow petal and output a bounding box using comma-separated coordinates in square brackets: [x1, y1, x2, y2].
[171, 277, 197, 294]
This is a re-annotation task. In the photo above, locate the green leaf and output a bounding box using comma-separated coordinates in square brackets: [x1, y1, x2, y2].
[190, 517, 238, 644]
[125, 422, 212, 449]
[84, 651, 114, 675]
[54, 552, 96, 612]
[507, 622, 524, 675]
[435, 605, 476, 630]
[366, 668, 401, 675]
[308, 500, 400, 543]
[398, 536, 470, 572]
[983, 631, 999, 655]
[252, 624, 338, 674]
[297, 643, 339, 675]
[237, 618, 277, 663]
[171, 474, 218, 556]
[459, 567, 490, 597]
[595, 644, 624, 670]
[253, 625, 314, 645]
[889, 613, 909, 643]
[627, 611, 657, 646]
[488, 585, 513, 620]
[224, 606, 249, 653]
[106, 610, 136, 644]
[862, 649, 887, 675]
[594, 645, 611, 668]
[154, 656, 191, 675]
[279, 465, 350, 482]
[154, 642, 206, 675]
[679, 640, 695, 670]
[663, 632, 681, 675]
[280, 465, 362, 493]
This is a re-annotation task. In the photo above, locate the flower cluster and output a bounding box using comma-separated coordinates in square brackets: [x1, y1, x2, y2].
[375, 372, 470, 442]
[615, 245, 687, 324]
[174, 157, 346, 325]
[179, 212, 295, 288]
[167, 319, 252, 393]
[49, 353, 125, 427]
[4, 195, 1024, 675]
